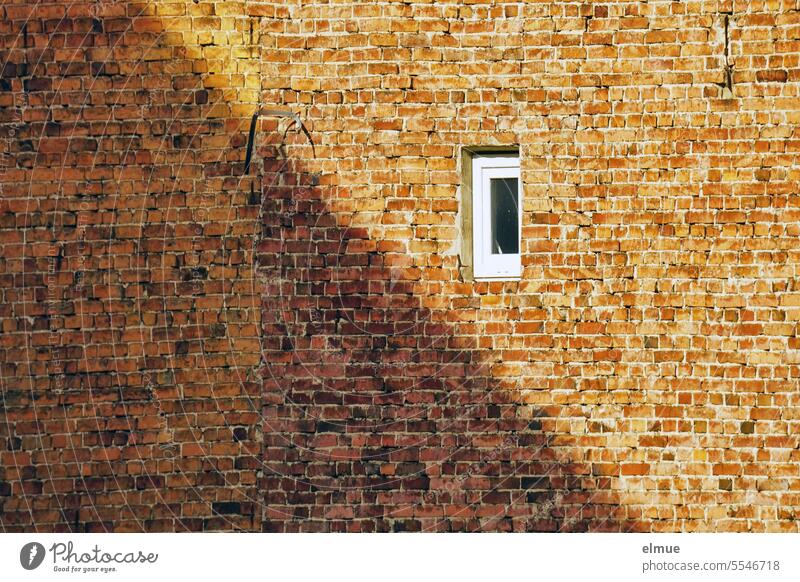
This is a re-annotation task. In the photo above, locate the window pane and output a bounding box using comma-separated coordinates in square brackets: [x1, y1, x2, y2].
[490, 177, 519, 254]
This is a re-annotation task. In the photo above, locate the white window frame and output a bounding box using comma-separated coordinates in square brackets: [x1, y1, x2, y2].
[472, 155, 522, 280]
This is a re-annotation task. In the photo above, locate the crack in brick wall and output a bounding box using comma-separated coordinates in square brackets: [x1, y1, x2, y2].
[2, 0, 800, 533]
[255, 0, 800, 532]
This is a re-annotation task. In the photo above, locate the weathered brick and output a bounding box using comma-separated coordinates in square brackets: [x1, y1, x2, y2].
[2, 0, 800, 536]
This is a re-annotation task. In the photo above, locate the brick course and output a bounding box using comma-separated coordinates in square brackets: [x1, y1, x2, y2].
[2, 0, 800, 532]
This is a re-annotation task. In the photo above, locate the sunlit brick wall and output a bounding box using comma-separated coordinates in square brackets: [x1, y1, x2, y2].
[258, 0, 800, 532]
[2, 0, 799, 533]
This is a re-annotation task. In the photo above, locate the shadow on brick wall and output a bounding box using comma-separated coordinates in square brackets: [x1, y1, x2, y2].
[254, 149, 638, 532]
[0, 2, 262, 531]
[0, 1, 640, 533]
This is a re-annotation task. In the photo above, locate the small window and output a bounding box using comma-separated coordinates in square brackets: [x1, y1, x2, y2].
[472, 155, 521, 279]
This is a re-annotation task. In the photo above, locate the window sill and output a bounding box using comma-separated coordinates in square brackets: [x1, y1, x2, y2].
[474, 276, 521, 282]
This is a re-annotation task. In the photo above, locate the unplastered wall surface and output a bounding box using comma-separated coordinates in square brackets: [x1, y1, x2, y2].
[258, 0, 800, 532]
[0, 0, 275, 531]
[1, 0, 799, 534]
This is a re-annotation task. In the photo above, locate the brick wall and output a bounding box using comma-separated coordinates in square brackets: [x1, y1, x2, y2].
[0, 0, 268, 531]
[2, 0, 800, 532]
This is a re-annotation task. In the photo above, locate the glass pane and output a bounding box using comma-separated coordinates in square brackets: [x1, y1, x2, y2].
[490, 177, 519, 254]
